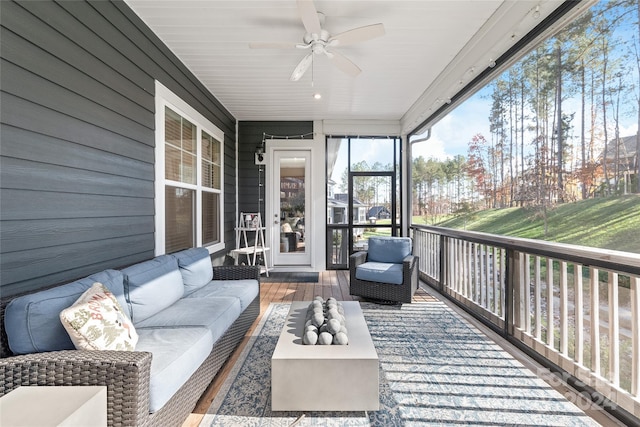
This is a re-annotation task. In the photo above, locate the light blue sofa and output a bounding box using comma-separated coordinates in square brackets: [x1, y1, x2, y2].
[0, 247, 260, 427]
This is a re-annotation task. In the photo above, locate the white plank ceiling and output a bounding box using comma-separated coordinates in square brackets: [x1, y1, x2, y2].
[124, 0, 573, 133]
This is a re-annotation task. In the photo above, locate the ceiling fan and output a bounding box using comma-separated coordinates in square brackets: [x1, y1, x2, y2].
[249, 0, 385, 81]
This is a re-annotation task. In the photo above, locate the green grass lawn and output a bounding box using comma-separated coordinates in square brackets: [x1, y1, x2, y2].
[414, 195, 640, 253]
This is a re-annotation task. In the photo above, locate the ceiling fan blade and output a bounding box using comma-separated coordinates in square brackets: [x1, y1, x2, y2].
[249, 42, 299, 49]
[329, 23, 385, 47]
[326, 50, 361, 77]
[290, 53, 313, 81]
[297, 0, 321, 35]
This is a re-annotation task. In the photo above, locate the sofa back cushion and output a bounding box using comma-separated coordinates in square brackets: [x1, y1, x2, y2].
[122, 255, 184, 323]
[171, 247, 213, 295]
[4, 269, 127, 355]
[367, 237, 412, 264]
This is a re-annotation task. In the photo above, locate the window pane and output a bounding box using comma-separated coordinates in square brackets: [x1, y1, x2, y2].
[181, 151, 196, 184]
[165, 108, 181, 144]
[202, 191, 219, 245]
[182, 117, 196, 154]
[202, 132, 220, 163]
[165, 107, 196, 184]
[165, 186, 194, 253]
[201, 131, 221, 190]
[165, 145, 181, 182]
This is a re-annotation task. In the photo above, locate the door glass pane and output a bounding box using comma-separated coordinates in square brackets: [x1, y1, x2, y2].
[279, 157, 306, 254]
[352, 175, 392, 252]
[350, 138, 395, 171]
[165, 186, 194, 253]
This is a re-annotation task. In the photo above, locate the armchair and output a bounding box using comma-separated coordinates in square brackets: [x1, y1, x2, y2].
[349, 236, 419, 303]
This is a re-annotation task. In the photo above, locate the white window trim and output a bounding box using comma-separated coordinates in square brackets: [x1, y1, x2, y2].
[154, 81, 225, 256]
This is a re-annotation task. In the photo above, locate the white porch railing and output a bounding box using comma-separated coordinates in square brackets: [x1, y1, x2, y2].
[411, 225, 640, 422]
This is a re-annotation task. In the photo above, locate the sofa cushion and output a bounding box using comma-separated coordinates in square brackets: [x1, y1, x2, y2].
[60, 282, 138, 351]
[122, 255, 184, 323]
[4, 269, 127, 355]
[171, 247, 213, 295]
[135, 297, 241, 344]
[367, 237, 412, 264]
[356, 262, 404, 285]
[135, 326, 213, 413]
[184, 279, 259, 311]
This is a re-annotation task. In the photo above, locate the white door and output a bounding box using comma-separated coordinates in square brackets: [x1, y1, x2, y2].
[271, 150, 312, 266]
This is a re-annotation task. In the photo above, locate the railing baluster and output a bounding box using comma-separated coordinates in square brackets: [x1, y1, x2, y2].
[609, 272, 620, 387]
[534, 255, 542, 340]
[485, 245, 491, 310]
[560, 261, 568, 356]
[574, 263, 584, 365]
[499, 247, 505, 319]
[479, 244, 485, 307]
[492, 246, 504, 317]
[632, 276, 640, 396]
[451, 237, 457, 293]
[456, 238, 461, 294]
[524, 254, 531, 334]
[514, 251, 524, 329]
[520, 251, 527, 330]
[590, 267, 601, 376]
[547, 258, 554, 348]
[463, 240, 469, 298]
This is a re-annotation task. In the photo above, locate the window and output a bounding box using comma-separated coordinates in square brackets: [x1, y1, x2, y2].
[155, 82, 224, 255]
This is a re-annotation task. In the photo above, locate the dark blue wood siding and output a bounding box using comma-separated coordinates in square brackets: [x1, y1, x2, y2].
[237, 122, 314, 220]
[0, 0, 236, 296]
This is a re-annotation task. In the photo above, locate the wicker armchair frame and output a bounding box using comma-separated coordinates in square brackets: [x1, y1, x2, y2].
[349, 251, 418, 303]
[0, 265, 260, 427]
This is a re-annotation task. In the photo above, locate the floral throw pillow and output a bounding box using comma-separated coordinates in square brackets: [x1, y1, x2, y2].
[60, 282, 138, 351]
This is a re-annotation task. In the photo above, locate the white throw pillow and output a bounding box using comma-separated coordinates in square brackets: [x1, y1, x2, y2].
[60, 282, 138, 351]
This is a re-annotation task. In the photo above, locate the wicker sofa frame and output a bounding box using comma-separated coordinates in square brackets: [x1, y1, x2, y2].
[0, 265, 260, 427]
[349, 251, 419, 303]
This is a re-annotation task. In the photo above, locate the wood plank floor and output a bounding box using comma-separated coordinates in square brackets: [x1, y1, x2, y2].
[181, 270, 436, 427]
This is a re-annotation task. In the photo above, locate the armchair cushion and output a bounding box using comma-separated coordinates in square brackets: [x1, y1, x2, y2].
[367, 237, 412, 264]
[355, 262, 404, 285]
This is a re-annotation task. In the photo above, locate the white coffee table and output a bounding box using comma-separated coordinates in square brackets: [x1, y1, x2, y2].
[0, 386, 107, 426]
[271, 301, 379, 411]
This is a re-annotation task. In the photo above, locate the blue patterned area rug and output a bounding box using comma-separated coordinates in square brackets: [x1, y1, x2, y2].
[199, 302, 597, 426]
